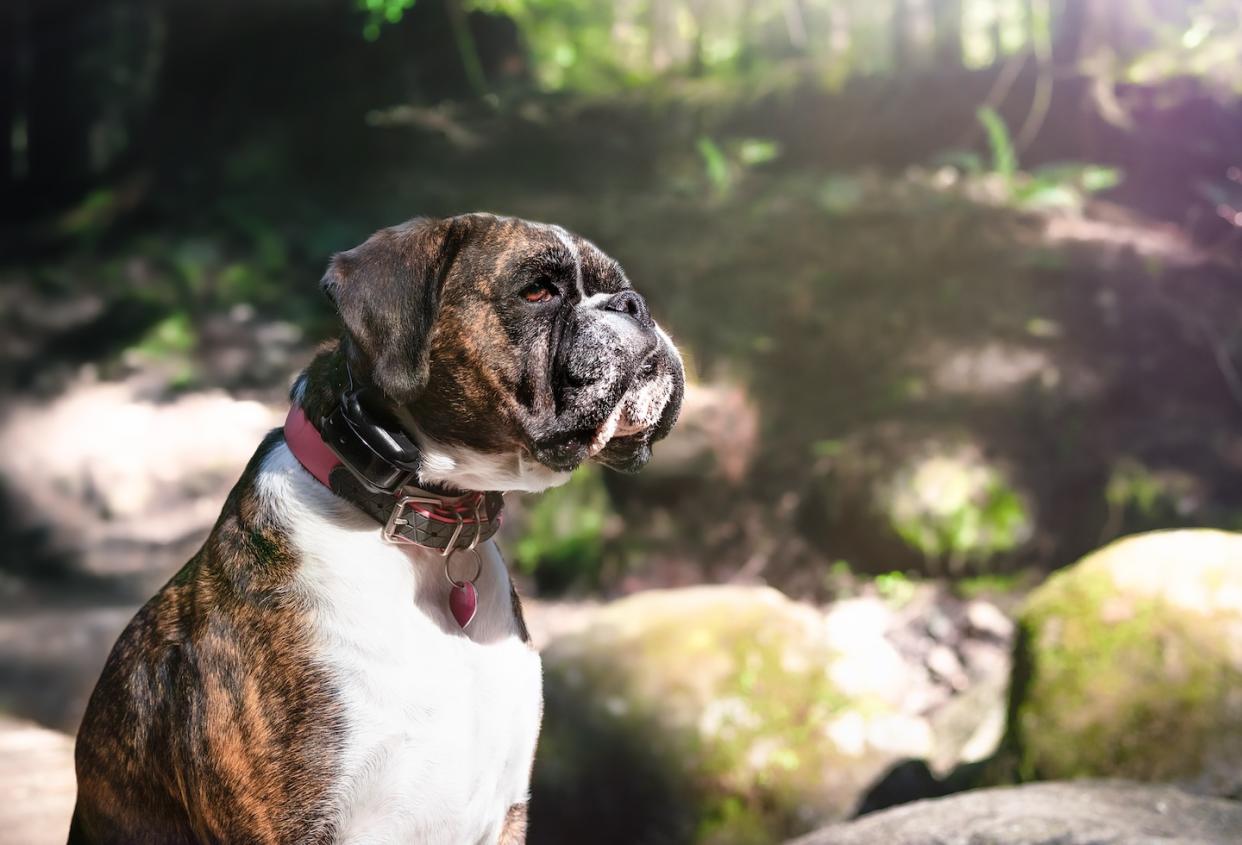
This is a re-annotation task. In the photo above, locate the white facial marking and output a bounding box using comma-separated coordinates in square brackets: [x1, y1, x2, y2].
[578, 291, 611, 309]
[258, 443, 543, 843]
[548, 224, 585, 300]
[412, 425, 572, 493]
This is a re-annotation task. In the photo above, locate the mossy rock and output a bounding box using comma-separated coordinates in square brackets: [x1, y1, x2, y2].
[530, 586, 928, 845]
[1008, 529, 1242, 796]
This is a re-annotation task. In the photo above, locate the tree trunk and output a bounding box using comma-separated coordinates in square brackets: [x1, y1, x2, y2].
[892, 0, 911, 72]
[934, 0, 963, 68]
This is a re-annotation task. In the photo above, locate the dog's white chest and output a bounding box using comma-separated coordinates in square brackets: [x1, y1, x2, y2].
[321, 583, 540, 845]
[262, 446, 542, 845]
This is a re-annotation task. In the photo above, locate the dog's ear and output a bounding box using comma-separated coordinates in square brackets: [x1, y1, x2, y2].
[321, 217, 468, 404]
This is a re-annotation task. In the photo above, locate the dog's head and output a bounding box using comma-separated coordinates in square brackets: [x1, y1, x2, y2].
[313, 213, 684, 492]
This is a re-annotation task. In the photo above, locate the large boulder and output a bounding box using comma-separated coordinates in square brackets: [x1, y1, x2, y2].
[1007, 529, 1242, 796]
[530, 586, 989, 845]
[788, 780, 1242, 845]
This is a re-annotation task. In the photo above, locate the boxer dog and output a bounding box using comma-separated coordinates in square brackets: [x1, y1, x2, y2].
[70, 213, 684, 845]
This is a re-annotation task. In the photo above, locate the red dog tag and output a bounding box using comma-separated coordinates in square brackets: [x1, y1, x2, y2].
[449, 580, 478, 628]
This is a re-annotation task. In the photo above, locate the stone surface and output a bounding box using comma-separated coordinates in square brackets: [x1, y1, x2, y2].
[0, 375, 279, 584]
[0, 715, 75, 845]
[0, 586, 1012, 845]
[788, 780, 1242, 845]
[529, 585, 1012, 845]
[634, 381, 759, 485]
[1009, 529, 1242, 796]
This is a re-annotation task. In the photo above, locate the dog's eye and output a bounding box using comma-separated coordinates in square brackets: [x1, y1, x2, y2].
[520, 279, 558, 304]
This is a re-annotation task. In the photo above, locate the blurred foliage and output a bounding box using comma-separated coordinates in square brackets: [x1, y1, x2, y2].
[695, 135, 782, 200]
[352, 0, 1242, 95]
[874, 570, 917, 607]
[882, 447, 1032, 574]
[1122, 0, 1242, 88]
[966, 107, 1123, 211]
[514, 466, 615, 593]
[359, 0, 420, 40]
[977, 107, 1017, 184]
[4, 0, 1242, 594]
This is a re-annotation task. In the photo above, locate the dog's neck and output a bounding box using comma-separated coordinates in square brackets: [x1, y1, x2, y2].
[283, 395, 505, 629]
[292, 342, 572, 495]
[283, 397, 505, 552]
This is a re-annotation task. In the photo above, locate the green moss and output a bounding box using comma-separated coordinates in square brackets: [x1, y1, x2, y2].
[955, 571, 1029, 599]
[1011, 546, 1242, 785]
[875, 570, 918, 607]
[538, 589, 892, 843]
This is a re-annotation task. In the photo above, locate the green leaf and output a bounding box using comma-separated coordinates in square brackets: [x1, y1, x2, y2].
[696, 136, 732, 199]
[977, 107, 1017, 183]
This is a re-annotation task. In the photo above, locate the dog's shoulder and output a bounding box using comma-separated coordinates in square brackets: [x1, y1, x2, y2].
[74, 433, 348, 844]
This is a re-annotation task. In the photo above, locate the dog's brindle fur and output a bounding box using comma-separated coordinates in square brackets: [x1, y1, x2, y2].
[70, 214, 683, 844]
[71, 431, 347, 844]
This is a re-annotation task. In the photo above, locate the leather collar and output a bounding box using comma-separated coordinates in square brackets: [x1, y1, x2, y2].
[284, 404, 504, 550]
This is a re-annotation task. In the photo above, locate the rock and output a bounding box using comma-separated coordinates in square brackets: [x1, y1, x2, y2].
[927, 671, 1007, 774]
[1008, 529, 1242, 796]
[0, 716, 76, 845]
[787, 780, 1242, 845]
[884, 591, 1014, 775]
[637, 381, 759, 485]
[965, 600, 1014, 641]
[530, 586, 989, 845]
[0, 376, 279, 582]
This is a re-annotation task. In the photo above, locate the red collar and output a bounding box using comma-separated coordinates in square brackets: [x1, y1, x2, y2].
[284, 404, 504, 628]
[284, 405, 341, 489]
[283, 405, 502, 543]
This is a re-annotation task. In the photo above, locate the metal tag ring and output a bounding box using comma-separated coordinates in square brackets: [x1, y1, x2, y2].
[467, 498, 485, 551]
[440, 513, 466, 558]
[444, 548, 483, 588]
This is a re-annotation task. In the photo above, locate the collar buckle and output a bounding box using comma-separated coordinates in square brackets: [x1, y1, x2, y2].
[383, 495, 445, 545]
[382, 493, 493, 550]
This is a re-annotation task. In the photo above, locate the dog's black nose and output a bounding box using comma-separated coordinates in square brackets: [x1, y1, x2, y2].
[603, 290, 654, 329]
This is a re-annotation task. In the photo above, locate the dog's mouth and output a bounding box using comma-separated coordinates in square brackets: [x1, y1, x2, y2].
[587, 404, 646, 457]
[529, 335, 684, 475]
[586, 369, 677, 458]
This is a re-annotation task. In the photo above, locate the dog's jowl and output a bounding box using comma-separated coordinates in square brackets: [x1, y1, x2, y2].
[70, 214, 684, 845]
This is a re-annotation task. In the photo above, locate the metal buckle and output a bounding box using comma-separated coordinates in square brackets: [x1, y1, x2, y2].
[382, 494, 490, 551]
[382, 495, 443, 545]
